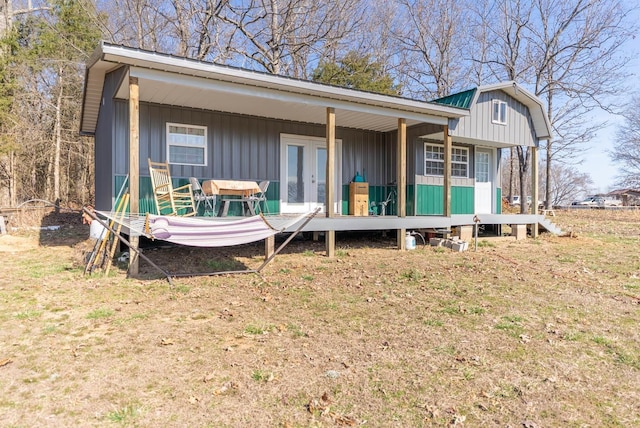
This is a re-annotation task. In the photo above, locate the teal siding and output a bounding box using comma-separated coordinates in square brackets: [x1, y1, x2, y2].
[496, 188, 502, 214]
[416, 185, 443, 215]
[340, 184, 403, 215]
[342, 184, 349, 214]
[452, 187, 474, 214]
[415, 184, 474, 215]
[115, 174, 280, 216]
[407, 185, 415, 215]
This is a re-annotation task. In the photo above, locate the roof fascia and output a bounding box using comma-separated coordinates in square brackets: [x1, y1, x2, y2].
[100, 43, 467, 119]
[124, 67, 452, 126]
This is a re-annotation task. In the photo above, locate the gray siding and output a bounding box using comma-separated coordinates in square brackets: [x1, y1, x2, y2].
[449, 90, 537, 147]
[95, 66, 127, 211]
[112, 100, 402, 187]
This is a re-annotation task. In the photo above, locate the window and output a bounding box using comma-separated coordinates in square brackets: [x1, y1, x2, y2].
[166, 123, 207, 166]
[424, 143, 468, 178]
[492, 99, 507, 125]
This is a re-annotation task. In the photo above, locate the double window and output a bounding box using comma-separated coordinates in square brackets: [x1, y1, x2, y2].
[167, 123, 207, 166]
[424, 143, 468, 178]
[492, 99, 507, 125]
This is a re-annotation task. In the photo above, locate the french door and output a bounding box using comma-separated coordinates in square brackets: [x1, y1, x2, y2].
[280, 134, 342, 214]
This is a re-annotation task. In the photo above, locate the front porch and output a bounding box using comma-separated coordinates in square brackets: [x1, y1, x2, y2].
[267, 213, 545, 233]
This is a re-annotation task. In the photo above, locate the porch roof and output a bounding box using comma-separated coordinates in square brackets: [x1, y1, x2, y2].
[80, 42, 468, 136]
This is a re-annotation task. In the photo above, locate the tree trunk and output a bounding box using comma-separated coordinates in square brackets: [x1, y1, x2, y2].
[9, 150, 16, 206]
[53, 67, 63, 203]
[509, 147, 514, 201]
[516, 146, 530, 214]
[544, 91, 553, 209]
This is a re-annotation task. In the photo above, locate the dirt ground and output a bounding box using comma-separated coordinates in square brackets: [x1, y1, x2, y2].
[0, 208, 639, 427]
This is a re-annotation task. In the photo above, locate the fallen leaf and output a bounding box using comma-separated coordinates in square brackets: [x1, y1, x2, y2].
[161, 338, 174, 346]
[332, 413, 357, 426]
[214, 381, 238, 395]
[0, 358, 12, 367]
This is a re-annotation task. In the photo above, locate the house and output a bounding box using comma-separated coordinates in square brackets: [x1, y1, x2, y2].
[606, 189, 640, 206]
[80, 42, 552, 264]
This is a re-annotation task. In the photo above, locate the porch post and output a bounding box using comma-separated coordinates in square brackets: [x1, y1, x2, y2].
[531, 145, 539, 237]
[443, 124, 452, 217]
[397, 118, 407, 250]
[325, 107, 336, 257]
[129, 76, 140, 275]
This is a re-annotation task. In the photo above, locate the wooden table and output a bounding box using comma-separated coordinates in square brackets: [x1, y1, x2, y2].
[202, 180, 261, 216]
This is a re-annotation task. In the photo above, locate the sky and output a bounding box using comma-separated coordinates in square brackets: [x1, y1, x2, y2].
[575, 14, 640, 194]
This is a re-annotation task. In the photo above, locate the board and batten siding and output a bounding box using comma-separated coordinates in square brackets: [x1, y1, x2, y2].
[110, 99, 398, 188]
[449, 90, 537, 147]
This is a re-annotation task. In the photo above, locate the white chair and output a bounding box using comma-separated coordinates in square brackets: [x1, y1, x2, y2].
[189, 177, 216, 216]
[246, 180, 270, 214]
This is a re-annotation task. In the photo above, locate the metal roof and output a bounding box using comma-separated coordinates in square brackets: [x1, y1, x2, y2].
[432, 88, 477, 109]
[80, 42, 468, 135]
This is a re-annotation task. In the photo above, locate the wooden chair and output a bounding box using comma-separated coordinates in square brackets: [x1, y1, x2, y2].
[148, 159, 196, 216]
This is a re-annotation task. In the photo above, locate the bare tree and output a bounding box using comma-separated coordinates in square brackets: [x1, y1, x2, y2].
[390, 0, 471, 99]
[530, 0, 635, 208]
[213, 0, 363, 77]
[538, 160, 593, 205]
[475, 0, 535, 212]
[611, 94, 640, 188]
[474, 0, 635, 212]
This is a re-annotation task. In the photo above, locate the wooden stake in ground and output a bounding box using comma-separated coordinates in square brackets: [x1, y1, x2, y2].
[104, 193, 130, 276]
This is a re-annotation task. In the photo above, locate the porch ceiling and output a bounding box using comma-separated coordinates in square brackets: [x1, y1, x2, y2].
[119, 67, 436, 133]
[81, 42, 468, 135]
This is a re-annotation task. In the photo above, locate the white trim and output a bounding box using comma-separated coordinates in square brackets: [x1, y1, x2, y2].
[166, 122, 208, 166]
[82, 42, 469, 135]
[474, 147, 495, 214]
[280, 134, 342, 214]
[491, 99, 507, 125]
[124, 67, 451, 128]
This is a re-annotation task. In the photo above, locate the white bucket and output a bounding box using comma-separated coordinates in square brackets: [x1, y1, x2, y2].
[89, 221, 106, 240]
[405, 232, 416, 250]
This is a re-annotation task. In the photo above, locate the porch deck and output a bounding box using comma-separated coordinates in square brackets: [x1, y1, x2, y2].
[262, 213, 545, 233]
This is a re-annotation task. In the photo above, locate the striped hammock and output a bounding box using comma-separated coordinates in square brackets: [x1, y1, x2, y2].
[146, 214, 281, 247]
[95, 211, 309, 248]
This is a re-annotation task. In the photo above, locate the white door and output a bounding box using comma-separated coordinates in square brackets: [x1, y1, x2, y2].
[475, 148, 493, 214]
[280, 135, 342, 214]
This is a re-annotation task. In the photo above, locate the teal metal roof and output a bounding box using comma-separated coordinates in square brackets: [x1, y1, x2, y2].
[431, 88, 476, 109]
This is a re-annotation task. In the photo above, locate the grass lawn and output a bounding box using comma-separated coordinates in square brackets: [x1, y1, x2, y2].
[0, 209, 639, 427]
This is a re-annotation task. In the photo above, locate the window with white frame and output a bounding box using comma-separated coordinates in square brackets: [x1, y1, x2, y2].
[166, 123, 207, 166]
[492, 99, 507, 125]
[424, 143, 468, 178]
